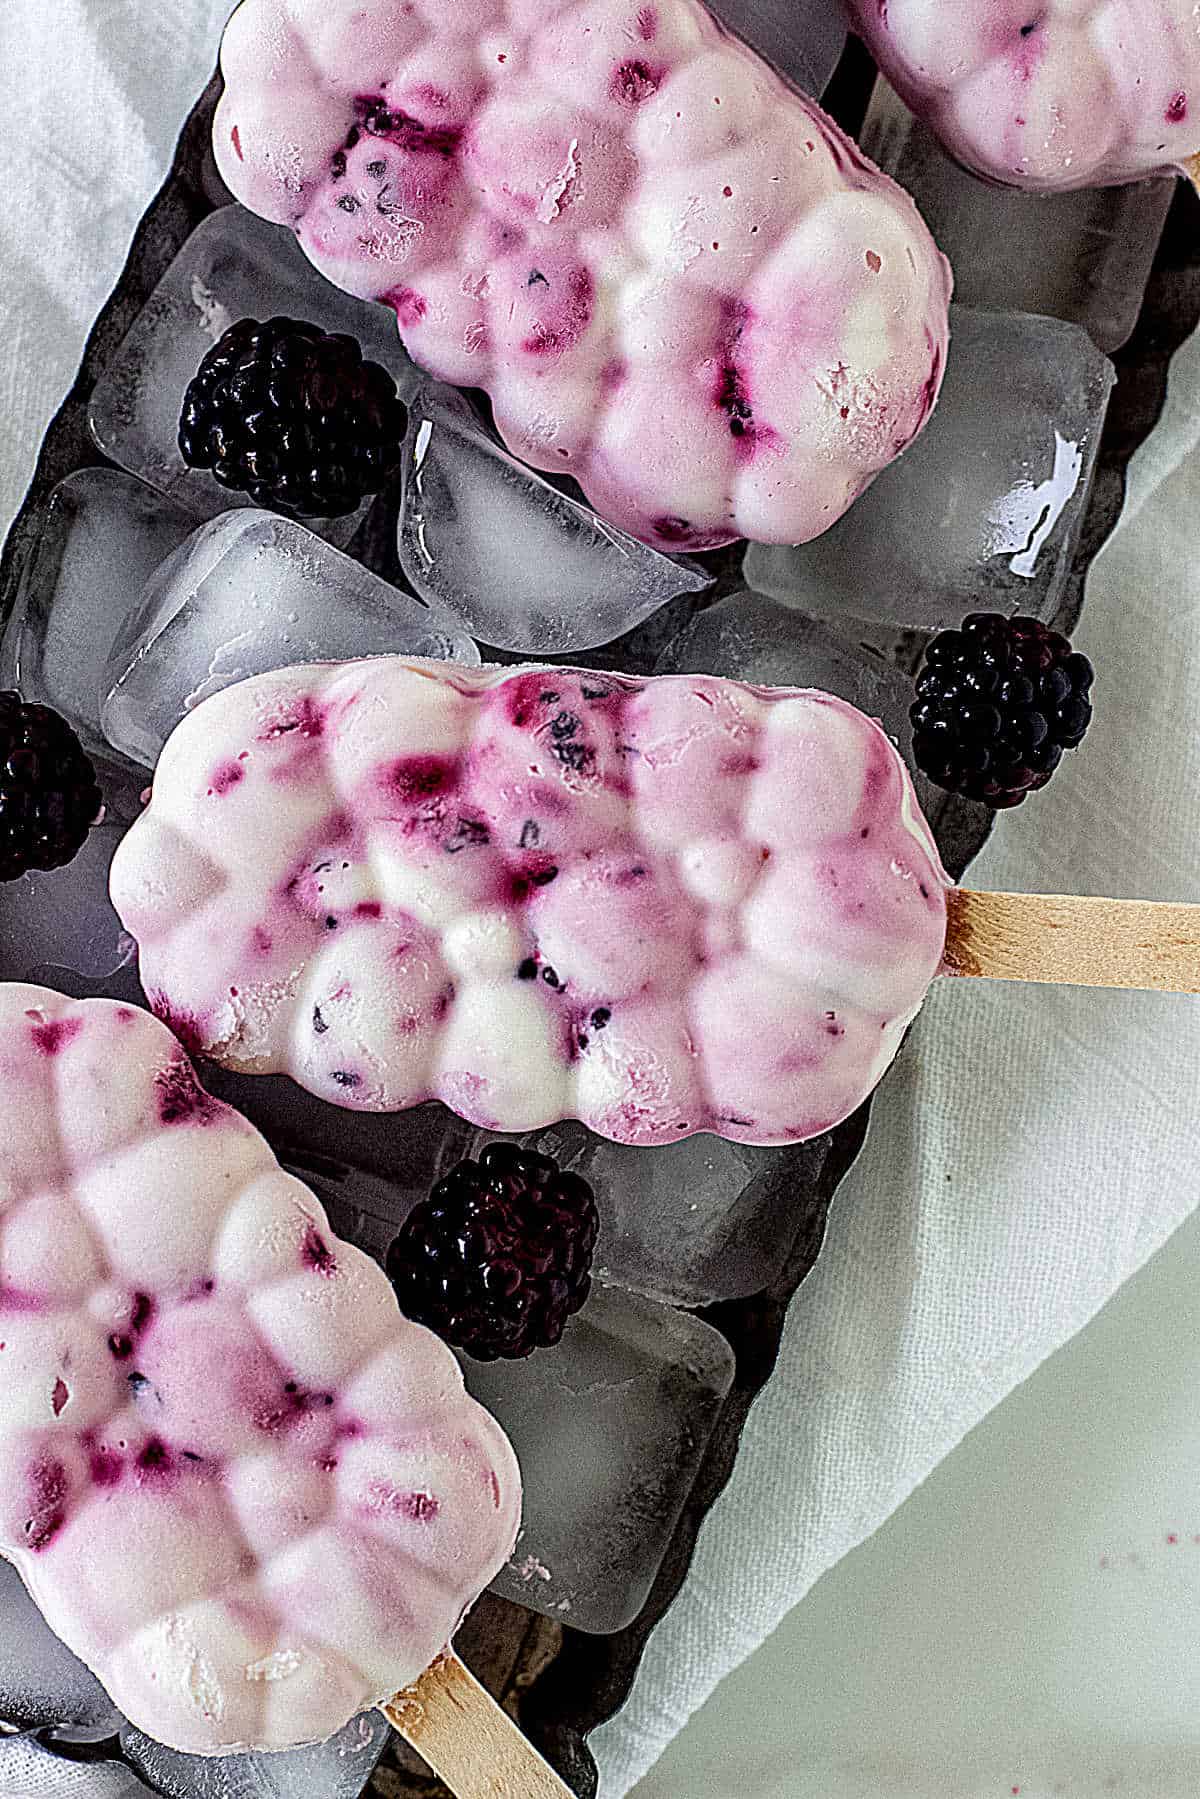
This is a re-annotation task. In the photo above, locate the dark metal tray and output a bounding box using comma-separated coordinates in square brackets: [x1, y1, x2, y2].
[2, 39, 1198, 1799]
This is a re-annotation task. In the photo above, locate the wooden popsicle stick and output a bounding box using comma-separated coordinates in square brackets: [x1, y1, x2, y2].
[381, 1650, 574, 1799]
[944, 889, 1200, 993]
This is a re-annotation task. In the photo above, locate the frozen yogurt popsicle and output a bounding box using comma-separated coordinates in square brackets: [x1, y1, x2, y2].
[212, 0, 951, 551]
[0, 984, 520, 1755]
[846, 0, 1200, 190]
[109, 658, 951, 1148]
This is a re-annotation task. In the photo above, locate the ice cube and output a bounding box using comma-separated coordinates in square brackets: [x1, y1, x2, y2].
[0, 470, 195, 751]
[466, 1285, 734, 1633]
[553, 1120, 802, 1306]
[100, 510, 480, 767]
[708, 0, 847, 100]
[583, 1135, 787, 1305]
[0, 1558, 118, 1735]
[396, 384, 712, 654]
[860, 77, 1172, 355]
[745, 306, 1115, 632]
[88, 205, 418, 533]
[121, 1711, 390, 1799]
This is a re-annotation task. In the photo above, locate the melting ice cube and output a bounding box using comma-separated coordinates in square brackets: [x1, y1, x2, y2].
[0, 470, 195, 750]
[745, 307, 1115, 631]
[502, 1119, 797, 1309]
[396, 384, 711, 654]
[466, 1285, 734, 1633]
[660, 588, 916, 748]
[860, 77, 1172, 355]
[101, 510, 479, 767]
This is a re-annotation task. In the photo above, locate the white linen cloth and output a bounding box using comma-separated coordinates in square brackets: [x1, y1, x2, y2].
[1, 6, 1198, 1796]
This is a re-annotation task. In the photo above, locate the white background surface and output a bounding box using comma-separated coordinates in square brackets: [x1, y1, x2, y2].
[2, 6, 1200, 1798]
[634, 1201, 1200, 1798]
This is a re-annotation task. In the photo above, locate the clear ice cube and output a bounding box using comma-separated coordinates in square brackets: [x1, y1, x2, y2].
[100, 510, 480, 767]
[745, 306, 1115, 632]
[708, 0, 847, 99]
[121, 1711, 390, 1799]
[0, 470, 196, 752]
[860, 77, 1172, 355]
[560, 1124, 796, 1307]
[0, 1558, 119, 1735]
[481, 1118, 792, 1308]
[88, 205, 418, 533]
[396, 384, 712, 654]
[465, 1285, 734, 1633]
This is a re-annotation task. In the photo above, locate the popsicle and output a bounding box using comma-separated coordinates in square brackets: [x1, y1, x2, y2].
[109, 658, 951, 1148]
[211, 0, 952, 551]
[845, 0, 1200, 192]
[0, 983, 570, 1796]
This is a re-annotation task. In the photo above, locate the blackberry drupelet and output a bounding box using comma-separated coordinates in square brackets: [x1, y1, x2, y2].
[178, 317, 407, 517]
[0, 694, 102, 881]
[387, 1144, 599, 1360]
[911, 612, 1094, 809]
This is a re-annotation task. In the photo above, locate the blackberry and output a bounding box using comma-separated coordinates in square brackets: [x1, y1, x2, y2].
[178, 317, 407, 517]
[911, 612, 1094, 809]
[387, 1144, 599, 1360]
[0, 694, 102, 881]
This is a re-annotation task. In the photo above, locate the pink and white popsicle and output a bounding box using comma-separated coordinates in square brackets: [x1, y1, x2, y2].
[109, 659, 951, 1148]
[846, 0, 1200, 191]
[212, 0, 952, 551]
[0, 984, 520, 1754]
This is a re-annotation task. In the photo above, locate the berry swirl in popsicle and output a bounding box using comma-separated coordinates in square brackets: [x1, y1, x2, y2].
[846, 0, 1200, 191]
[0, 984, 520, 1753]
[212, 0, 951, 550]
[109, 659, 950, 1149]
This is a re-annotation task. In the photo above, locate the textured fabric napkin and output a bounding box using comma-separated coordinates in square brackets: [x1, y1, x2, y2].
[0, 1738, 143, 1798]
[2, 6, 1199, 1798]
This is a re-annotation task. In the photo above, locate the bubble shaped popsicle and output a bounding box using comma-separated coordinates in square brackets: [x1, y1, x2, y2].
[212, 0, 951, 551]
[845, 0, 1200, 191]
[109, 657, 954, 1148]
[0, 983, 570, 1797]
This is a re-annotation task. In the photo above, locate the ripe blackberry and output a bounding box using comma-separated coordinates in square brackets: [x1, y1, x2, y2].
[0, 694, 102, 881]
[178, 317, 407, 517]
[911, 613, 1094, 809]
[387, 1145, 599, 1361]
